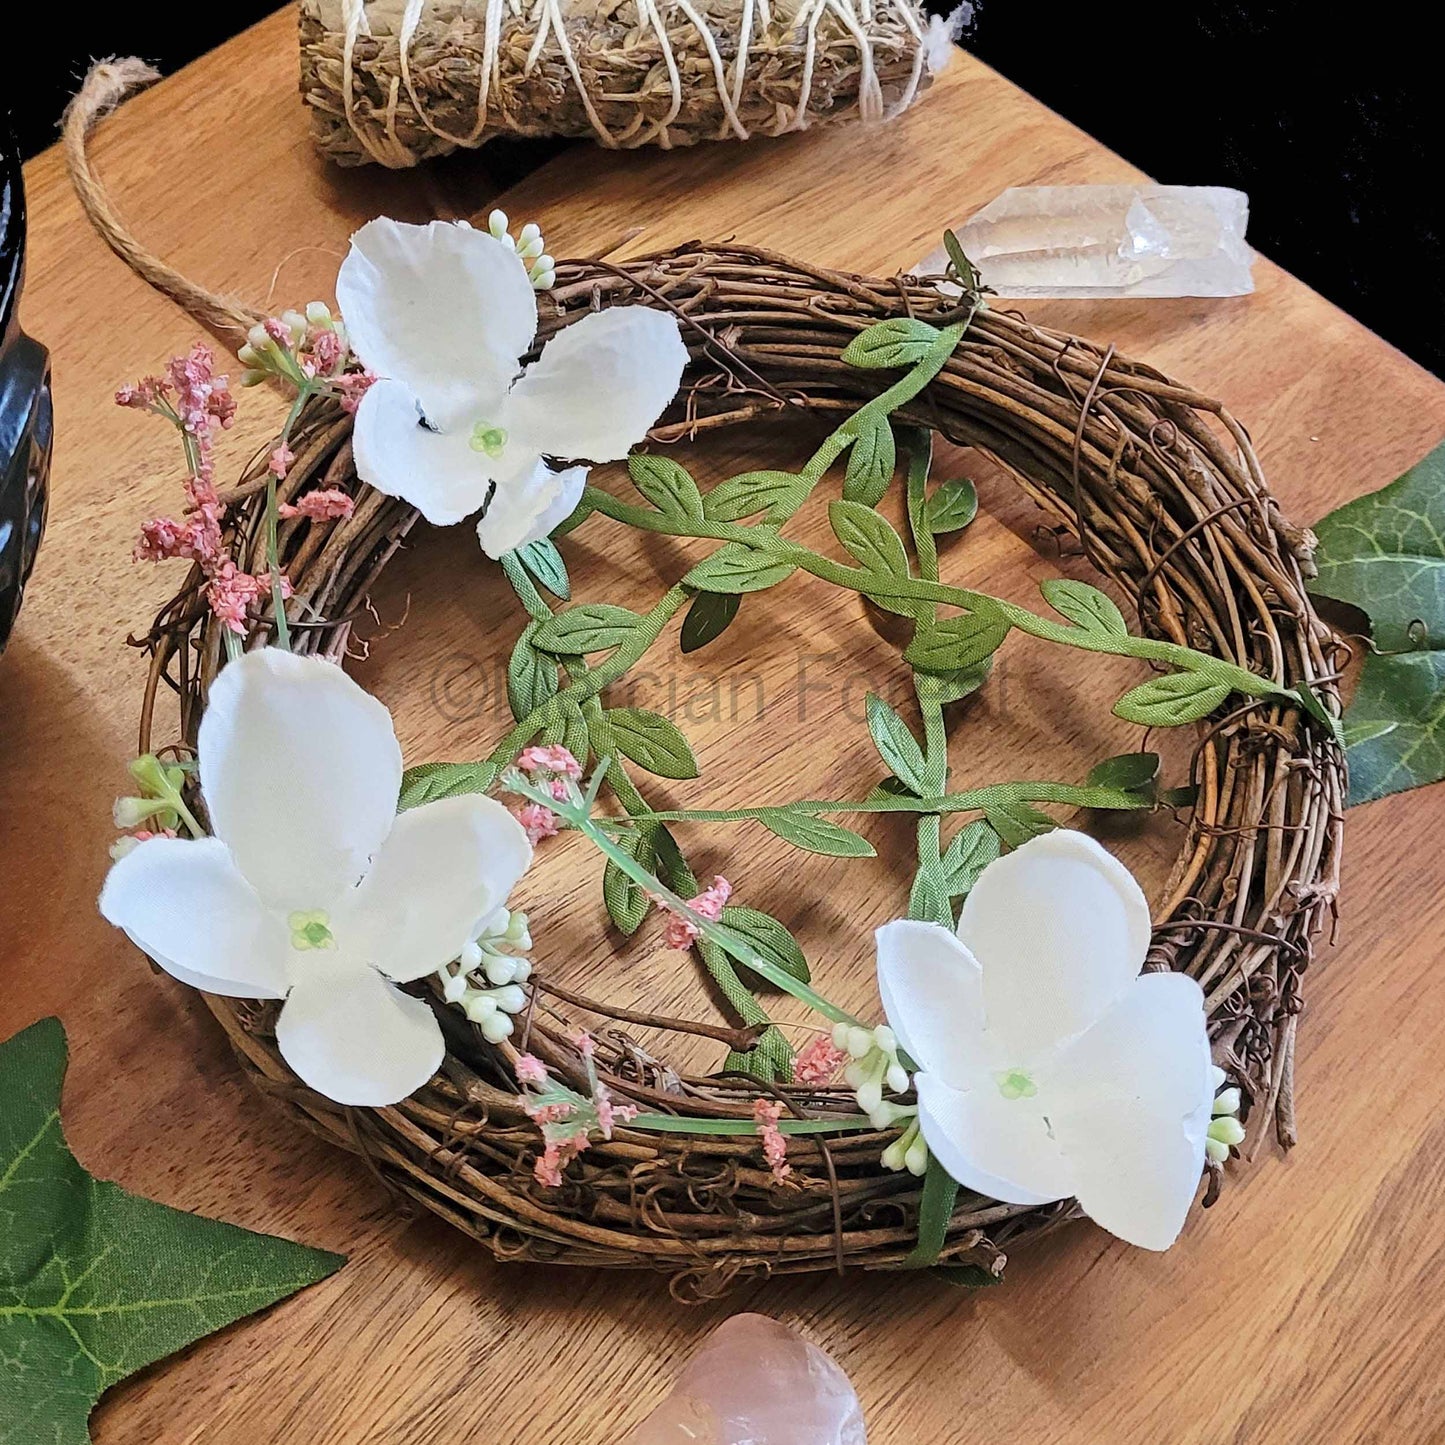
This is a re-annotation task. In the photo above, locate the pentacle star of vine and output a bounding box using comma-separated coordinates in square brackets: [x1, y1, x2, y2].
[0, 1019, 344, 1445]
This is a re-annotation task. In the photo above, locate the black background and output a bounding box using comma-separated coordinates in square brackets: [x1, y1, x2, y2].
[9, 4, 1439, 376]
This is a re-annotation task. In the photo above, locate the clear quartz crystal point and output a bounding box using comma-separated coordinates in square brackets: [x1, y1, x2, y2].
[915, 185, 1254, 298]
[625, 1314, 867, 1444]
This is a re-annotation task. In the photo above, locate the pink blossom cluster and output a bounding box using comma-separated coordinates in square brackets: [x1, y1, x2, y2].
[509, 745, 584, 844]
[517, 1034, 638, 1190]
[662, 875, 732, 950]
[278, 487, 355, 522]
[122, 343, 295, 636]
[793, 1034, 849, 1087]
[753, 1098, 792, 1183]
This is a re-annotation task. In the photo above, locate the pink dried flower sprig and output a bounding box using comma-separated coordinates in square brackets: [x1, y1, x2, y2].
[793, 1034, 849, 1087]
[235, 302, 375, 413]
[661, 875, 732, 950]
[517, 1034, 638, 1190]
[509, 745, 585, 844]
[278, 488, 356, 522]
[753, 1098, 792, 1184]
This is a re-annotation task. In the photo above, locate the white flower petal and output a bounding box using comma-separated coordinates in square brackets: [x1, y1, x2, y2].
[338, 795, 532, 984]
[199, 649, 402, 914]
[275, 956, 444, 1106]
[502, 307, 687, 463]
[915, 1073, 1072, 1206]
[99, 836, 288, 998]
[957, 829, 1150, 1059]
[875, 920, 1001, 1087]
[475, 459, 587, 559]
[335, 218, 535, 425]
[1051, 1097, 1207, 1250]
[352, 379, 496, 527]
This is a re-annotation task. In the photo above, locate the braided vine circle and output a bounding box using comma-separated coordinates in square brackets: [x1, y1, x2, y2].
[136, 245, 1344, 1294]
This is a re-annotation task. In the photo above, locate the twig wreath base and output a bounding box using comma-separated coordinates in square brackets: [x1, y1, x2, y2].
[126, 245, 1344, 1295]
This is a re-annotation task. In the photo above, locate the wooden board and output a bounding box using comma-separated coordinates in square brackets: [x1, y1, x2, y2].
[5, 10, 1445, 1442]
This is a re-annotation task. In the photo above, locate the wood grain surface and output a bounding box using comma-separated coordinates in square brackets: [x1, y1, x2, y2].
[5, 10, 1445, 1443]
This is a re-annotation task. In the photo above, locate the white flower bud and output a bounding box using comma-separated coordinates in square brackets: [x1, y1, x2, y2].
[843, 1062, 865, 1090]
[490, 984, 528, 1015]
[904, 1134, 929, 1176]
[113, 796, 161, 829]
[458, 939, 484, 971]
[247, 322, 271, 350]
[281, 310, 308, 344]
[874, 1026, 897, 1053]
[487, 209, 509, 239]
[517, 222, 542, 247]
[305, 301, 333, 327]
[237, 343, 260, 367]
[480, 1011, 514, 1044]
[1209, 1063, 1227, 1090]
[1208, 1116, 1245, 1148]
[880, 1138, 907, 1172]
[442, 973, 469, 1004]
[531, 270, 556, 293]
[484, 955, 518, 987]
[1205, 1136, 1230, 1165]
[510, 958, 533, 983]
[846, 1026, 873, 1060]
[832, 1021, 851, 1051]
[885, 1062, 910, 1095]
[464, 994, 499, 1022]
[109, 835, 142, 861]
[1212, 1088, 1242, 1117]
[504, 911, 531, 948]
[856, 1077, 883, 1116]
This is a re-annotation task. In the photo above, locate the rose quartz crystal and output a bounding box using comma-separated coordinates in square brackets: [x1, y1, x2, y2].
[626, 1313, 866, 1444]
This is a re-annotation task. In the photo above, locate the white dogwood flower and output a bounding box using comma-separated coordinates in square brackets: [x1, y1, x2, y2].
[334, 218, 687, 558]
[99, 649, 533, 1107]
[876, 830, 1213, 1250]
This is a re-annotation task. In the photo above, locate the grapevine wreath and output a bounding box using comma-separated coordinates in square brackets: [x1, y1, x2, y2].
[76, 67, 1343, 1295]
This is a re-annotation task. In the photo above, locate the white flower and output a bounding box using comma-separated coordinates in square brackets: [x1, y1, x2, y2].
[875, 829, 1213, 1250]
[99, 649, 532, 1107]
[334, 218, 687, 558]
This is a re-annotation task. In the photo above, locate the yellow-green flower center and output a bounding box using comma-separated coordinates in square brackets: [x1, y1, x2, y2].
[288, 909, 335, 950]
[995, 1067, 1038, 1101]
[469, 422, 508, 458]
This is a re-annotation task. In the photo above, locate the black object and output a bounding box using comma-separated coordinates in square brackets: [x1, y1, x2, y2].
[1, 116, 51, 656]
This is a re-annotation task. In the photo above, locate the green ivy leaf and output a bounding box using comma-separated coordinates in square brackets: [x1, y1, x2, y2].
[1308, 439, 1445, 802]
[543, 694, 591, 766]
[757, 809, 876, 858]
[507, 622, 561, 721]
[924, 478, 979, 534]
[679, 590, 741, 653]
[984, 799, 1056, 847]
[703, 470, 808, 523]
[865, 692, 927, 793]
[908, 868, 954, 928]
[0, 1019, 344, 1445]
[684, 542, 797, 594]
[1041, 578, 1128, 638]
[829, 500, 918, 618]
[939, 819, 1001, 899]
[1113, 672, 1231, 727]
[533, 603, 643, 654]
[718, 906, 811, 983]
[915, 658, 993, 707]
[841, 317, 943, 370]
[841, 416, 896, 507]
[605, 707, 700, 779]
[515, 537, 571, 600]
[905, 611, 1010, 673]
[902, 1156, 961, 1268]
[1086, 751, 1162, 797]
[603, 824, 657, 935]
[398, 760, 499, 810]
[942, 229, 985, 296]
[628, 454, 705, 523]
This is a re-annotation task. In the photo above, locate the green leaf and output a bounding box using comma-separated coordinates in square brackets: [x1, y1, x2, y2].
[603, 825, 657, 935]
[1087, 751, 1162, 796]
[915, 659, 993, 708]
[515, 536, 570, 600]
[1308, 439, 1445, 802]
[757, 809, 876, 858]
[1309, 438, 1445, 653]
[1338, 650, 1445, 803]
[718, 906, 811, 983]
[703, 470, 808, 522]
[628, 454, 705, 522]
[680, 590, 741, 653]
[905, 610, 1010, 673]
[984, 799, 1056, 847]
[865, 692, 927, 793]
[943, 229, 985, 295]
[1041, 578, 1128, 638]
[841, 317, 943, 370]
[841, 416, 896, 506]
[605, 707, 700, 780]
[543, 694, 591, 766]
[507, 623, 561, 721]
[908, 868, 954, 928]
[398, 760, 499, 810]
[939, 819, 1001, 899]
[533, 603, 643, 654]
[829, 500, 917, 618]
[684, 542, 797, 594]
[924, 478, 979, 534]
[0, 1019, 343, 1445]
[1114, 672, 1231, 727]
[902, 1157, 960, 1268]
